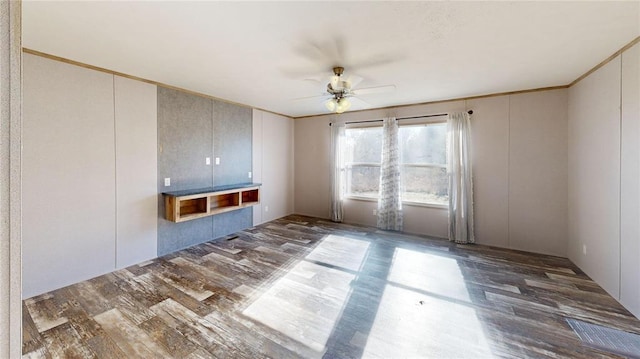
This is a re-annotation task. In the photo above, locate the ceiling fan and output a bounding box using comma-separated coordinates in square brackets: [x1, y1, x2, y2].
[297, 66, 396, 114]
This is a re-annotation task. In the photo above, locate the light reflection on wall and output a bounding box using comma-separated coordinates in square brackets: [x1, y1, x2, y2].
[362, 248, 493, 358]
[242, 235, 370, 352]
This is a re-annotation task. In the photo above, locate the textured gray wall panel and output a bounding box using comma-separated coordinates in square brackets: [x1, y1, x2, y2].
[157, 87, 214, 255]
[213, 208, 253, 239]
[211, 100, 253, 238]
[158, 91, 253, 255]
[213, 100, 252, 185]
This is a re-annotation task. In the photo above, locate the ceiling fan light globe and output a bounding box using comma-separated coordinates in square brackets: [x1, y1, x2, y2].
[335, 98, 351, 113]
[325, 99, 337, 111]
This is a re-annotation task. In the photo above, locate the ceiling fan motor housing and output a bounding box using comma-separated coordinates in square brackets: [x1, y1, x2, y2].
[327, 67, 350, 98]
[327, 83, 351, 98]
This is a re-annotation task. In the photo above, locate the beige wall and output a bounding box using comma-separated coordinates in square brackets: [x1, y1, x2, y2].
[568, 57, 622, 298]
[23, 54, 158, 298]
[468, 96, 510, 248]
[568, 42, 640, 317]
[294, 89, 568, 256]
[294, 114, 333, 219]
[114, 76, 158, 268]
[23, 54, 116, 298]
[508, 91, 568, 255]
[620, 43, 640, 318]
[252, 109, 295, 224]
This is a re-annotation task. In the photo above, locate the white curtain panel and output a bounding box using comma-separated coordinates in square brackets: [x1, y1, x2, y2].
[377, 117, 403, 231]
[330, 122, 345, 222]
[447, 112, 475, 244]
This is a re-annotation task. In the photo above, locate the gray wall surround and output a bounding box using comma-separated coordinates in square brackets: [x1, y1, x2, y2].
[157, 88, 253, 255]
[212, 100, 253, 238]
[213, 100, 252, 185]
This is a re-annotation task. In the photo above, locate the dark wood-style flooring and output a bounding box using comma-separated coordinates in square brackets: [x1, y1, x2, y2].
[22, 215, 640, 358]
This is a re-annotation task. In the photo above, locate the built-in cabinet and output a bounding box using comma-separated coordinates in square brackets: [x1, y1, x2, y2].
[164, 184, 260, 222]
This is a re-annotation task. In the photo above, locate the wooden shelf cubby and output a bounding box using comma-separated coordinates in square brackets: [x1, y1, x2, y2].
[164, 183, 260, 223]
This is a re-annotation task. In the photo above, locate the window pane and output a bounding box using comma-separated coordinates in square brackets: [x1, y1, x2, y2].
[346, 166, 380, 198]
[345, 127, 383, 163]
[399, 124, 447, 165]
[401, 166, 448, 205]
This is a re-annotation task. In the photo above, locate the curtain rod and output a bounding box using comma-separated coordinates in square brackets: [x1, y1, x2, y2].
[329, 110, 473, 126]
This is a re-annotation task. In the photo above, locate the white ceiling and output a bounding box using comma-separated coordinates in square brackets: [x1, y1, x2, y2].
[23, 1, 639, 118]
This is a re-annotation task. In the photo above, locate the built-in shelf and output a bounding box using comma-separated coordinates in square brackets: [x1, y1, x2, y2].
[163, 183, 260, 223]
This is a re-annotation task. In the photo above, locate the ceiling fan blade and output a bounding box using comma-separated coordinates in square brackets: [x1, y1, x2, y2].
[350, 55, 398, 71]
[291, 93, 330, 102]
[302, 77, 322, 83]
[344, 74, 363, 89]
[348, 96, 372, 109]
[352, 85, 396, 96]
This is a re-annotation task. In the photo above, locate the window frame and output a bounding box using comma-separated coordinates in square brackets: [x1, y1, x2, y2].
[342, 123, 383, 200]
[341, 118, 449, 209]
[398, 119, 448, 207]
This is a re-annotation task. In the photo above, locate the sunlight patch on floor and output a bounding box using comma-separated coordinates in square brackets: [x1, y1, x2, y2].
[305, 234, 372, 272]
[362, 284, 493, 358]
[242, 235, 370, 352]
[388, 248, 471, 302]
[362, 248, 493, 358]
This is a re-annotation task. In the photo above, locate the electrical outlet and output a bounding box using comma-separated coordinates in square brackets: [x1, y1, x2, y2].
[164, 178, 170, 187]
[206, 157, 211, 165]
[582, 244, 587, 256]
[373, 209, 377, 216]
[248, 171, 252, 179]
[264, 205, 269, 212]
[215, 157, 220, 165]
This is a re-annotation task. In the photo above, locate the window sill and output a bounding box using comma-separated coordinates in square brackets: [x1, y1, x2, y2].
[344, 195, 378, 202]
[403, 200, 447, 210]
[344, 196, 448, 210]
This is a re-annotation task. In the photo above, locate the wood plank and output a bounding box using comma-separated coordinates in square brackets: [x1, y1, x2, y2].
[22, 214, 640, 359]
[94, 308, 171, 358]
[40, 322, 96, 359]
[22, 301, 46, 355]
[138, 316, 200, 358]
[24, 294, 68, 333]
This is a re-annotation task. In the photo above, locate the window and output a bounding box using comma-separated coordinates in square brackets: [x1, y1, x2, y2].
[344, 127, 382, 198]
[343, 120, 448, 206]
[399, 122, 448, 205]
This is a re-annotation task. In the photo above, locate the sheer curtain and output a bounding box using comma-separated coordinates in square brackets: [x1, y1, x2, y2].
[330, 122, 345, 222]
[377, 117, 403, 231]
[447, 112, 474, 243]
